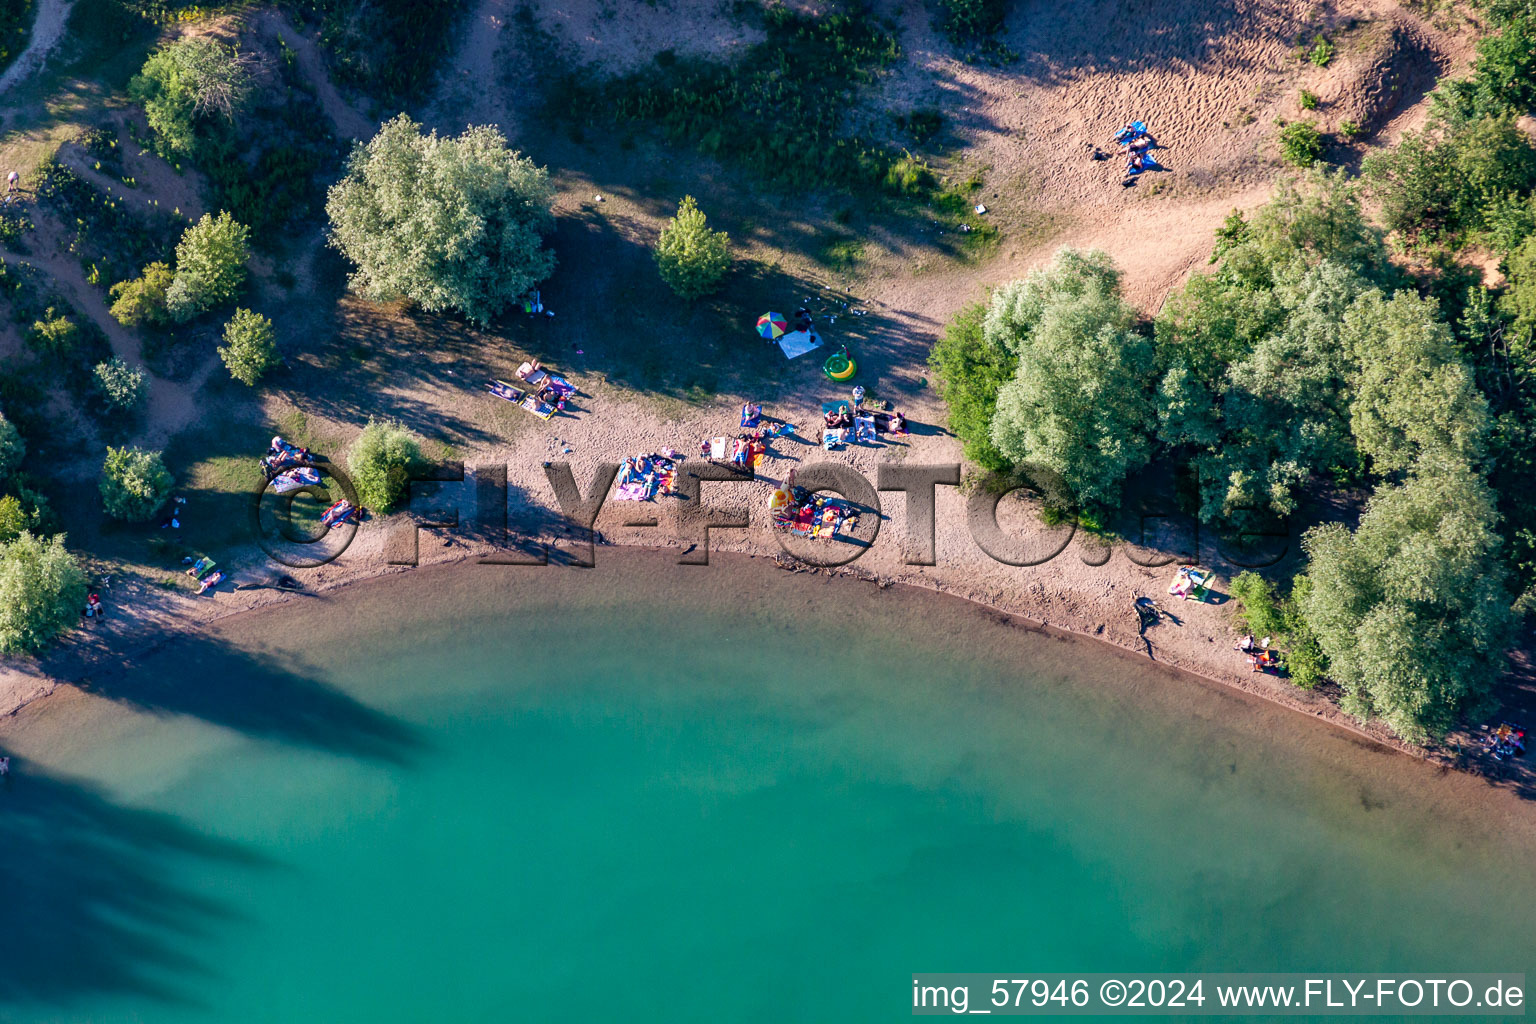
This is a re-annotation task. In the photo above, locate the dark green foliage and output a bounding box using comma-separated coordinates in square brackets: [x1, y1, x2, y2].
[926, 299, 1013, 470]
[932, 0, 1015, 60]
[1278, 120, 1324, 166]
[0, 0, 34, 72]
[297, 0, 470, 102]
[1433, 17, 1536, 122]
[1362, 117, 1536, 247]
[560, 5, 901, 194]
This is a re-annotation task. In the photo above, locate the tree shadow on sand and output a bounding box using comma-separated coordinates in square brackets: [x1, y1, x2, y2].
[0, 756, 268, 1010]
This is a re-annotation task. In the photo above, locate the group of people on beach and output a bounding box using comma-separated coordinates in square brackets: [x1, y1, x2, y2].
[1478, 722, 1527, 761]
[1234, 634, 1284, 674]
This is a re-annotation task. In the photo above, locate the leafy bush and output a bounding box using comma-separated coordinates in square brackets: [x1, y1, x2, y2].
[1278, 120, 1324, 166]
[1339, 119, 1362, 140]
[129, 37, 255, 158]
[0, 494, 25, 542]
[1361, 117, 1536, 247]
[326, 115, 555, 325]
[219, 308, 280, 385]
[346, 419, 421, 512]
[93, 357, 148, 412]
[928, 299, 1014, 470]
[0, 410, 22, 480]
[0, 531, 86, 654]
[167, 211, 250, 320]
[1308, 34, 1334, 67]
[27, 307, 77, 355]
[561, 6, 899, 195]
[655, 196, 730, 300]
[109, 261, 174, 327]
[1299, 89, 1319, 110]
[1229, 571, 1287, 638]
[100, 445, 173, 521]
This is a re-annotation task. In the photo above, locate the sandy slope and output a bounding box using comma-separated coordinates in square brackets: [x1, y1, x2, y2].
[0, 0, 73, 95]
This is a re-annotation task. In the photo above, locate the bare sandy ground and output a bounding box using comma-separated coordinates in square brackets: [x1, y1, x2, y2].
[0, 0, 74, 95]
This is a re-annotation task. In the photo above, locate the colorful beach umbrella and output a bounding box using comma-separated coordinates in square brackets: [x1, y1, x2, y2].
[756, 312, 788, 340]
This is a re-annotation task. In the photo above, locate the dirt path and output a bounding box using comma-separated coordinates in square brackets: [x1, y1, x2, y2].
[0, 0, 74, 95]
[251, 9, 374, 142]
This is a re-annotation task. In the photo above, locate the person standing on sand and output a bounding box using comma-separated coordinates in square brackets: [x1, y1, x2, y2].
[0, 756, 10, 777]
[6, 171, 17, 192]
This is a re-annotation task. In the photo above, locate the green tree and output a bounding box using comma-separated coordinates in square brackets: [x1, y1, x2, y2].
[109, 261, 175, 327]
[1362, 117, 1536, 246]
[655, 196, 731, 299]
[325, 115, 556, 325]
[28, 308, 78, 356]
[219, 308, 280, 386]
[100, 446, 173, 521]
[1342, 290, 1489, 474]
[0, 531, 86, 653]
[1299, 465, 1514, 740]
[985, 249, 1156, 509]
[167, 211, 251, 320]
[346, 418, 422, 512]
[93, 357, 149, 412]
[129, 37, 255, 158]
[927, 299, 1014, 470]
[0, 411, 22, 481]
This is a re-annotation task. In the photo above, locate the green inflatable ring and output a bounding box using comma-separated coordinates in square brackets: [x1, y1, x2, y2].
[824, 351, 857, 382]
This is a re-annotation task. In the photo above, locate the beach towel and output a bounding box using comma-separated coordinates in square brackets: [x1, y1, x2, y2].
[198, 570, 225, 594]
[614, 481, 650, 501]
[709, 437, 730, 459]
[322, 500, 356, 528]
[791, 507, 815, 536]
[822, 429, 843, 450]
[740, 404, 761, 429]
[777, 329, 824, 360]
[1114, 121, 1148, 143]
[186, 556, 216, 579]
[854, 416, 876, 442]
[272, 467, 322, 494]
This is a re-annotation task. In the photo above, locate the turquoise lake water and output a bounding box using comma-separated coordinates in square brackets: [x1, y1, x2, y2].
[2, 551, 1533, 1022]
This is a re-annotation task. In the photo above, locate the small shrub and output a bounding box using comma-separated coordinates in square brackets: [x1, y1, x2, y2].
[654, 195, 730, 300]
[1308, 34, 1334, 67]
[28, 308, 79, 356]
[1230, 571, 1287, 637]
[897, 108, 945, 144]
[109, 261, 174, 327]
[346, 418, 422, 512]
[100, 445, 174, 521]
[168, 211, 250, 320]
[219, 308, 280, 385]
[93, 357, 148, 412]
[884, 153, 934, 196]
[1299, 89, 1319, 110]
[1339, 119, 1362, 140]
[1278, 120, 1325, 166]
[0, 532, 86, 654]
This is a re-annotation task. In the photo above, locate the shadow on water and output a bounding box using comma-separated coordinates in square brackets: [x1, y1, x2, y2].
[61, 633, 424, 767]
[0, 757, 267, 1009]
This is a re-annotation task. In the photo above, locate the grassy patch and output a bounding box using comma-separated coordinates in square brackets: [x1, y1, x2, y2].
[816, 233, 865, 272]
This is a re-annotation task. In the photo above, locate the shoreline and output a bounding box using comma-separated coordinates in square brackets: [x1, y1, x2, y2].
[0, 532, 1469, 776]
